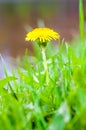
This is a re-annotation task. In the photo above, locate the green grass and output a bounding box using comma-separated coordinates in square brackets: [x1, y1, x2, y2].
[0, 0, 86, 130]
[0, 38, 86, 130]
[79, 0, 84, 44]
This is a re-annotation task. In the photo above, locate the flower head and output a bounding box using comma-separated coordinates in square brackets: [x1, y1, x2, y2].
[25, 28, 60, 43]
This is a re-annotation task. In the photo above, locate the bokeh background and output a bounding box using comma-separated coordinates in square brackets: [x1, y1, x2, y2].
[0, 0, 86, 57]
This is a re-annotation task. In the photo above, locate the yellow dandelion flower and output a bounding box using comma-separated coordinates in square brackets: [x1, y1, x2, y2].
[25, 28, 60, 43]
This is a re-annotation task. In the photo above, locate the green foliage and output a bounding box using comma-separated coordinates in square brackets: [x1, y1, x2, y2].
[0, 38, 86, 129]
[79, 0, 84, 44]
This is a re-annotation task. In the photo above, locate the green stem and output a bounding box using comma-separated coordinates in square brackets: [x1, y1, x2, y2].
[41, 47, 49, 85]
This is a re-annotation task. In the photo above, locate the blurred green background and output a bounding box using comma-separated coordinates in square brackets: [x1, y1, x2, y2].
[0, 0, 86, 57]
